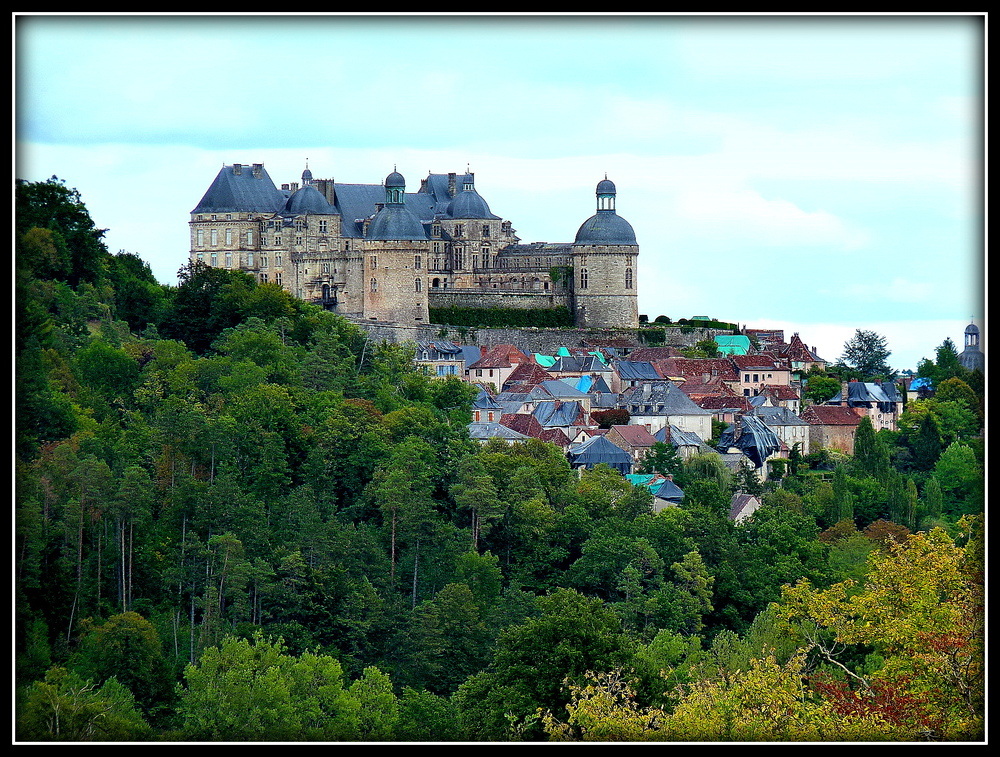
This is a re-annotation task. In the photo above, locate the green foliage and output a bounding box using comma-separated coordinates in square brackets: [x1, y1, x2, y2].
[840, 329, 893, 379]
[18, 667, 151, 741]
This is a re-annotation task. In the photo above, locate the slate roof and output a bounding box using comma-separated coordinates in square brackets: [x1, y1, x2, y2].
[826, 381, 902, 413]
[538, 379, 589, 400]
[468, 422, 529, 441]
[192, 164, 287, 214]
[614, 360, 661, 381]
[533, 401, 586, 428]
[622, 382, 713, 417]
[752, 406, 808, 426]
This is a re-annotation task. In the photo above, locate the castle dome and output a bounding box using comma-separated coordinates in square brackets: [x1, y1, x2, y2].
[385, 170, 406, 188]
[596, 177, 616, 195]
[574, 176, 637, 245]
[574, 213, 637, 245]
[447, 188, 497, 219]
[282, 184, 333, 215]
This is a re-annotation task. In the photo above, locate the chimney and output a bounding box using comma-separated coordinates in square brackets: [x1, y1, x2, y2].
[233, 163, 242, 175]
[252, 163, 263, 178]
[448, 172, 457, 197]
[290, 182, 299, 192]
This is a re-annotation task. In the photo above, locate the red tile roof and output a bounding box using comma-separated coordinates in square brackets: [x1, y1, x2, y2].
[800, 405, 863, 426]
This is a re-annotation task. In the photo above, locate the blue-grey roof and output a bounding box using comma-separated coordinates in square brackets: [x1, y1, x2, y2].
[752, 407, 808, 426]
[717, 415, 782, 468]
[623, 382, 713, 416]
[366, 205, 427, 240]
[468, 422, 529, 441]
[615, 360, 660, 381]
[533, 400, 584, 428]
[282, 184, 335, 216]
[568, 434, 632, 473]
[539, 379, 589, 399]
[664, 424, 707, 448]
[653, 478, 684, 502]
[827, 381, 902, 413]
[473, 388, 504, 410]
[447, 188, 499, 220]
[575, 210, 637, 245]
[192, 164, 286, 214]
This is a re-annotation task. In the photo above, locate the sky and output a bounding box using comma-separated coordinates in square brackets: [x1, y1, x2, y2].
[14, 13, 985, 372]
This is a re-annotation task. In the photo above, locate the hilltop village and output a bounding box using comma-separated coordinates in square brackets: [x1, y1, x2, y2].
[418, 330, 886, 516]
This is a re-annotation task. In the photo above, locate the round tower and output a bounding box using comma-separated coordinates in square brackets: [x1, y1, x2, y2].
[571, 177, 639, 329]
[362, 169, 430, 324]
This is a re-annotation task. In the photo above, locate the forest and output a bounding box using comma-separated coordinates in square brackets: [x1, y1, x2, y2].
[14, 176, 985, 742]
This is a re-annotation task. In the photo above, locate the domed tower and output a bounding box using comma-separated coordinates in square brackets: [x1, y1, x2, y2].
[958, 318, 984, 373]
[571, 177, 639, 328]
[362, 169, 430, 324]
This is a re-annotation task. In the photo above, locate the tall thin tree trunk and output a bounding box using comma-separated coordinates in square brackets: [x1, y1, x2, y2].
[411, 537, 421, 609]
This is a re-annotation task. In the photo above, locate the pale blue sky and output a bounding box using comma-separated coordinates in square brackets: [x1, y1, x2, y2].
[15, 13, 985, 371]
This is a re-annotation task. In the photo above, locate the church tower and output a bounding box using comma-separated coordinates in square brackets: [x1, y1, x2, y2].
[571, 177, 639, 328]
[958, 318, 985, 373]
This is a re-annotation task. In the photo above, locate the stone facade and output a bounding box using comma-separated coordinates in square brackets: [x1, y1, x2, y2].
[189, 164, 639, 329]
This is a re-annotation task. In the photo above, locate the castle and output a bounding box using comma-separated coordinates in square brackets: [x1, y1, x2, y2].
[189, 163, 639, 329]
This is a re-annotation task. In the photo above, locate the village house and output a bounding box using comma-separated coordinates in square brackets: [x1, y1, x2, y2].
[621, 381, 714, 440]
[799, 404, 864, 455]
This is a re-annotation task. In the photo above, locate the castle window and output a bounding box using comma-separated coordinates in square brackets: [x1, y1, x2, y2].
[261, 255, 268, 268]
[432, 224, 441, 238]
[625, 267, 633, 289]
[432, 278, 440, 288]
[473, 255, 479, 269]
[433, 241, 442, 254]
[455, 224, 464, 238]
[226, 214, 232, 221]
[210, 253, 217, 266]
[319, 220, 328, 233]
[322, 262, 331, 274]
[482, 224, 490, 237]
[246, 230, 254, 246]
[344, 240, 350, 251]
[415, 278, 422, 292]
[414, 255, 421, 269]
[370, 278, 378, 292]
[197, 229, 204, 247]
[225, 252, 232, 268]
[274, 236, 281, 246]
[196, 252, 205, 263]
[580, 268, 589, 289]
[275, 272, 282, 285]
[210, 229, 218, 246]
[247, 252, 254, 267]
[260, 273, 268, 283]
[275, 255, 282, 266]
[295, 220, 305, 232]
[226, 229, 233, 245]
[370, 256, 377, 269]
